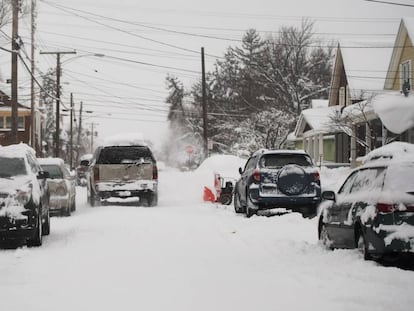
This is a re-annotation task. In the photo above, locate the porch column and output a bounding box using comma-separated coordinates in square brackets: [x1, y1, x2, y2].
[319, 133, 324, 165]
[303, 137, 308, 153]
[365, 123, 372, 154]
[351, 126, 357, 168]
[314, 135, 319, 164]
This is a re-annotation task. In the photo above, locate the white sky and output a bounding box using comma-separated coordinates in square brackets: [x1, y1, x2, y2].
[0, 0, 413, 149]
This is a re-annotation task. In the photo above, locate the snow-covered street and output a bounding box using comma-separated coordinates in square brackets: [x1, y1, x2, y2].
[1, 168, 413, 311]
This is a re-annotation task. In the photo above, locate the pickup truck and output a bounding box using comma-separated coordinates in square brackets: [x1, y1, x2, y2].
[87, 143, 158, 206]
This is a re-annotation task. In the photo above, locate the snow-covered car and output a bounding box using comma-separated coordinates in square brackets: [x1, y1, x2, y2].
[87, 134, 158, 206]
[0, 144, 50, 246]
[38, 158, 76, 216]
[318, 145, 414, 260]
[234, 149, 321, 217]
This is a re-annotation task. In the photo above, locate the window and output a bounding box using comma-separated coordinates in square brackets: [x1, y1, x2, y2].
[4, 116, 25, 129]
[338, 172, 358, 195]
[349, 168, 385, 194]
[400, 60, 411, 91]
[259, 154, 313, 168]
[40, 165, 63, 179]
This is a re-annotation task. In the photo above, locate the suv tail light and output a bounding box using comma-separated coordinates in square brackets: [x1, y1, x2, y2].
[314, 171, 320, 182]
[93, 166, 100, 183]
[253, 169, 261, 183]
[377, 202, 395, 214]
[153, 165, 158, 180]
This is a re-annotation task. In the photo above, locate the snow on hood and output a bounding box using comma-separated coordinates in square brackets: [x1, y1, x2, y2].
[372, 92, 414, 134]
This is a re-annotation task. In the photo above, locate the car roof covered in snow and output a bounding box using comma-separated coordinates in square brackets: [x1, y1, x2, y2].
[100, 133, 148, 147]
[253, 149, 308, 157]
[0, 143, 36, 158]
[38, 157, 65, 166]
[360, 142, 414, 165]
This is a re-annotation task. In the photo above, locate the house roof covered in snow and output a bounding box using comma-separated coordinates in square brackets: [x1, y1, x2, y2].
[294, 105, 340, 137]
[329, 39, 393, 104]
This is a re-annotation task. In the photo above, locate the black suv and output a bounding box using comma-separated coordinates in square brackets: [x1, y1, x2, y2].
[234, 150, 321, 217]
[0, 144, 50, 247]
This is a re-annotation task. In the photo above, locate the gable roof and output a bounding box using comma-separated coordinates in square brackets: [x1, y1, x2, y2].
[384, 18, 414, 90]
[329, 41, 393, 102]
[294, 105, 340, 137]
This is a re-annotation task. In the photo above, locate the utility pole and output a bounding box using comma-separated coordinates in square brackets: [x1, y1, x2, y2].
[30, 0, 36, 150]
[70, 93, 73, 170]
[201, 47, 208, 157]
[39, 50, 76, 157]
[11, 0, 20, 144]
[90, 123, 95, 154]
[76, 101, 83, 165]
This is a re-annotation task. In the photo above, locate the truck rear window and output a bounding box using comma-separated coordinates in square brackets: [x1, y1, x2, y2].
[96, 146, 154, 165]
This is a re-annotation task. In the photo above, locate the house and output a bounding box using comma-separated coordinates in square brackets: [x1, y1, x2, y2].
[327, 41, 393, 166]
[293, 99, 340, 165]
[372, 18, 414, 143]
[0, 89, 32, 146]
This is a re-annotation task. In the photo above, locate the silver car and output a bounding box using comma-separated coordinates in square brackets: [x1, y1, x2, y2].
[38, 158, 76, 216]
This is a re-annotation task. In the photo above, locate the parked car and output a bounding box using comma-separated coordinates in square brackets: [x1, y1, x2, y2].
[76, 154, 92, 186]
[0, 144, 50, 246]
[318, 147, 414, 260]
[234, 149, 321, 217]
[38, 158, 76, 216]
[87, 136, 158, 206]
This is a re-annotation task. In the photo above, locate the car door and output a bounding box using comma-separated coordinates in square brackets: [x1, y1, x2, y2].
[237, 156, 256, 206]
[325, 171, 357, 247]
[339, 167, 386, 247]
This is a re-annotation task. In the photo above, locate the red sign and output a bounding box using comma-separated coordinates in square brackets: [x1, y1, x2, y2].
[185, 145, 194, 154]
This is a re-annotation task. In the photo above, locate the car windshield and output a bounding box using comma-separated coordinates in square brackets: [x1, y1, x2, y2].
[97, 146, 154, 164]
[0, 157, 27, 177]
[40, 164, 63, 179]
[260, 154, 312, 168]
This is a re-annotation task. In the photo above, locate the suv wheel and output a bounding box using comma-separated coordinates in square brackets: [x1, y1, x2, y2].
[42, 209, 50, 236]
[27, 212, 42, 247]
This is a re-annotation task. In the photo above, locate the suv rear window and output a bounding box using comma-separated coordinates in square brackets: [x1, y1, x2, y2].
[259, 154, 312, 168]
[96, 146, 154, 165]
[0, 157, 27, 177]
[40, 165, 63, 179]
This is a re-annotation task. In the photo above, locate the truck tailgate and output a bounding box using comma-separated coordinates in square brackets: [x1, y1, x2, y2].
[97, 164, 153, 181]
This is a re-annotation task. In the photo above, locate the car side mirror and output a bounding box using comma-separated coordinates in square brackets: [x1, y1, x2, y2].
[322, 191, 336, 202]
[238, 167, 243, 175]
[37, 171, 49, 179]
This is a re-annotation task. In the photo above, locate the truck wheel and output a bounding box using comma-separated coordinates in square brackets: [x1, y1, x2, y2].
[149, 193, 158, 207]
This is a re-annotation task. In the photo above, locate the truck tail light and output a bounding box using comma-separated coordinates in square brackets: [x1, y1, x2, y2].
[153, 165, 158, 180]
[93, 167, 100, 183]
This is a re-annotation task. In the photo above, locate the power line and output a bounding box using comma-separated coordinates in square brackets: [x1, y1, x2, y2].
[364, 0, 414, 7]
[40, 0, 223, 59]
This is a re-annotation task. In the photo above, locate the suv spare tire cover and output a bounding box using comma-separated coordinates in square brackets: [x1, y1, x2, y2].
[277, 164, 307, 196]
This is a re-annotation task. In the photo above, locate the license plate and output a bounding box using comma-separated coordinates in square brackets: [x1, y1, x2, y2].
[118, 191, 131, 197]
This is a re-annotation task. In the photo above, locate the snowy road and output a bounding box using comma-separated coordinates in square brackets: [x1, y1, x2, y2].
[1, 169, 413, 311]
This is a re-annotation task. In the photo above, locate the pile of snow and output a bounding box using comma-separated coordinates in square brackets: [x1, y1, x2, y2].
[101, 132, 146, 147]
[361, 142, 414, 164]
[372, 92, 414, 134]
[320, 166, 352, 192]
[195, 154, 246, 179]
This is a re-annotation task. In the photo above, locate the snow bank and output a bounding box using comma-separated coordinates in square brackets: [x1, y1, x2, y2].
[195, 154, 246, 179]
